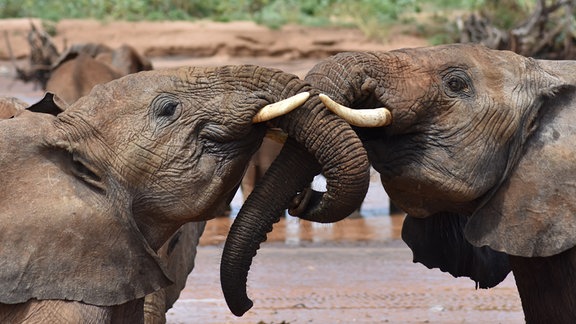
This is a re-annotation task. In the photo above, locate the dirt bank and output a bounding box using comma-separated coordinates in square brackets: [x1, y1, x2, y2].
[1, 18, 427, 61]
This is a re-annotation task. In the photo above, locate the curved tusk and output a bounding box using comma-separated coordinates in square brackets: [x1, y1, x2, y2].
[253, 92, 310, 123]
[319, 93, 392, 127]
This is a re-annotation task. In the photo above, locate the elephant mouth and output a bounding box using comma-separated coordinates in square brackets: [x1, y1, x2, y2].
[71, 153, 105, 193]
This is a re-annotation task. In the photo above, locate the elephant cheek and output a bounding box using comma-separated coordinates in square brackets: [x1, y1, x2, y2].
[383, 176, 460, 218]
[385, 188, 430, 218]
[184, 154, 247, 219]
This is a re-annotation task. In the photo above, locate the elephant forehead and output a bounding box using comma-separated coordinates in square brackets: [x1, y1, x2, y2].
[391, 43, 517, 63]
[64, 67, 246, 117]
[389, 44, 529, 85]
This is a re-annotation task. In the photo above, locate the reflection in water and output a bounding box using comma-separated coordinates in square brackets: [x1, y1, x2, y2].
[199, 167, 404, 246]
[199, 214, 405, 247]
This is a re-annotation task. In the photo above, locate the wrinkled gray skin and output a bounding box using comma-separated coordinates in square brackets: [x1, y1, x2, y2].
[45, 43, 153, 104]
[0, 65, 369, 323]
[305, 44, 576, 323]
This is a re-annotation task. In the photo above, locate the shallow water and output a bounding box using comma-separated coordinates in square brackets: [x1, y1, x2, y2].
[203, 168, 398, 247]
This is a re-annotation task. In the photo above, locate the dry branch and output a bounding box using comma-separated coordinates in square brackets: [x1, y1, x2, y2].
[458, 0, 576, 59]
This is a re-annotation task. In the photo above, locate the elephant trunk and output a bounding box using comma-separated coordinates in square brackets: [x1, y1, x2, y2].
[221, 91, 370, 316]
[273, 94, 371, 221]
[221, 139, 319, 316]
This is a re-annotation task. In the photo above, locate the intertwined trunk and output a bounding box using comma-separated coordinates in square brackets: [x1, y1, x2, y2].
[221, 88, 370, 316]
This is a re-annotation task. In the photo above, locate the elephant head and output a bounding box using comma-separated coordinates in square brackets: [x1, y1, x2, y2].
[56, 43, 153, 76]
[304, 44, 576, 287]
[0, 65, 369, 320]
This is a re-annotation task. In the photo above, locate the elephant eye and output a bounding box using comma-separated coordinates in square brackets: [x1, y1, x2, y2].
[447, 77, 467, 92]
[151, 94, 182, 123]
[442, 70, 474, 98]
[159, 101, 178, 117]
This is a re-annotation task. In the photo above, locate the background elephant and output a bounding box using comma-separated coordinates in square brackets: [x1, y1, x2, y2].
[240, 136, 283, 199]
[142, 222, 206, 324]
[13, 24, 152, 104]
[0, 64, 370, 322]
[45, 43, 153, 104]
[0, 96, 27, 119]
[303, 43, 576, 323]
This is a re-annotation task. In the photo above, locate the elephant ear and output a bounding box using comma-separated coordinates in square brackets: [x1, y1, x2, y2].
[0, 115, 172, 305]
[402, 213, 510, 288]
[27, 92, 68, 115]
[466, 86, 576, 257]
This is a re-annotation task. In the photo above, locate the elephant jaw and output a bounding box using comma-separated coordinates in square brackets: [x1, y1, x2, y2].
[381, 171, 480, 219]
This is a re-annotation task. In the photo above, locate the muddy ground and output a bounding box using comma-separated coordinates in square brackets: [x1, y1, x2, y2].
[0, 19, 524, 323]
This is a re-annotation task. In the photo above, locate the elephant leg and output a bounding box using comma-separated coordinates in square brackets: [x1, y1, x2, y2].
[0, 299, 144, 324]
[241, 137, 284, 201]
[144, 290, 167, 324]
[142, 222, 206, 324]
[240, 161, 258, 201]
[110, 298, 145, 324]
[509, 246, 576, 323]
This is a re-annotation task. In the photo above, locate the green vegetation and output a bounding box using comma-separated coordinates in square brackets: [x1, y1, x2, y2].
[0, 0, 478, 24]
[0, 0, 534, 42]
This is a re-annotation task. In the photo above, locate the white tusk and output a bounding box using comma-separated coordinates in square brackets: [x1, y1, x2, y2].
[319, 93, 392, 127]
[253, 92, 310, 123]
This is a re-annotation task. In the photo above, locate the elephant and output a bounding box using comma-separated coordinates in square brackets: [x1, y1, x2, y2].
[0, 94, 203, 324]
[13, 23, 152, 104]
[240, 136, 283, 200]
[299, 43, 576, 323]
[142, 222, 206, 324]
[0, 64, 370, 322]
[45, 43, 153, 104]
[0, 97, 27, 119]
